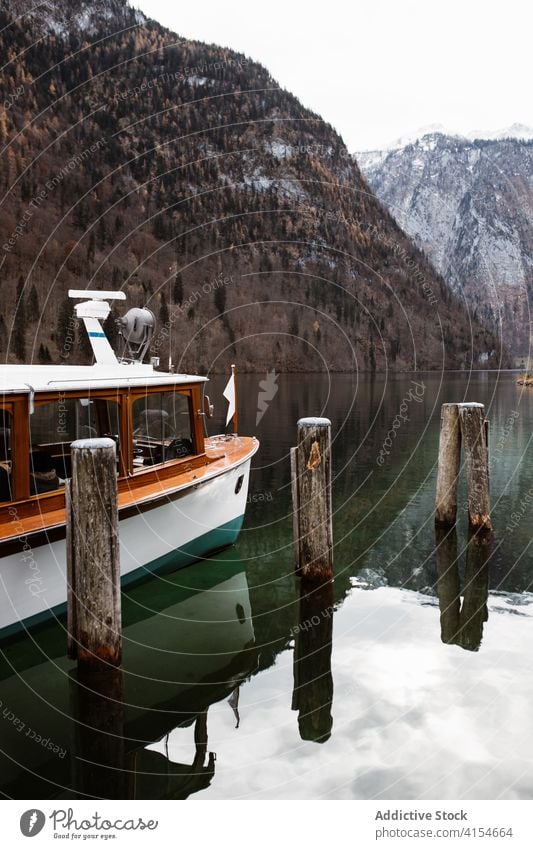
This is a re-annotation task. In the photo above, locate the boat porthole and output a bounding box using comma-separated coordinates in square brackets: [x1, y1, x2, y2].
[235, 474, 244, 494]
[236, 603, 245, 624]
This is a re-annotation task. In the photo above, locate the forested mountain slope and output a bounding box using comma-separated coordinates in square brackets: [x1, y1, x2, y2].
[0, 0, 504, 371]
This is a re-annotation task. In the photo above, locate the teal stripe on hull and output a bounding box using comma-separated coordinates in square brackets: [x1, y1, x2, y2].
[0, 515, 244, 642]
[121, 514, 245, 588]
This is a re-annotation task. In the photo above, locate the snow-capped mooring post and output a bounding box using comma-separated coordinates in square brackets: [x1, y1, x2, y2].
[435, 402, 491, 530]
[67, 438, 122, 666]
[291, 417, 333, 580]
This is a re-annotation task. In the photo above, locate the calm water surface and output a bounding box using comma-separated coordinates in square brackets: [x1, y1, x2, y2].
[1, 371, 533, 799]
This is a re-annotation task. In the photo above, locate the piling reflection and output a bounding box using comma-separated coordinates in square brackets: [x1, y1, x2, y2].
[129, 710, 216, 799]
[69, 663, 126, 800]
[435, 527, 491, 652]
[292, 580, 334, 742]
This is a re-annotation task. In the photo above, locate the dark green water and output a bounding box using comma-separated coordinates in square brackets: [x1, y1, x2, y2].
[2, 371, 533, 799]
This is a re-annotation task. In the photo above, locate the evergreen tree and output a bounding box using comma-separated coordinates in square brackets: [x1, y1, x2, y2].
[13, 277, 26, 361]
[259, 252, 272, 273]
[214, 284, 226, 315]
[86, 231, 96, 263]
[159, 291, 169, 327]
[369, 338, 376, 372]
[27, 284, 40, 319]
[97, 217, 107, 250]
[173, 272, 184, 305]
[38, 343, 52, 363]
[73, 201, 88, 229]
[56, 297, 72, 353]
[152, 215, 167, 240]
[290, 310, 299, 337]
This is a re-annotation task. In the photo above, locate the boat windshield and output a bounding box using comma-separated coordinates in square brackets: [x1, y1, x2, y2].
[132, 390, 194, 468]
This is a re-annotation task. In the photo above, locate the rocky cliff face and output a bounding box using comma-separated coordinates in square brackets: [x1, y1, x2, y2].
[0, 1, 505, 371]
[357, 131, 533, 359]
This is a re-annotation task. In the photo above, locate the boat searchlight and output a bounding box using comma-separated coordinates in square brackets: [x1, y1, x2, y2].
[117, 307, 156, 364]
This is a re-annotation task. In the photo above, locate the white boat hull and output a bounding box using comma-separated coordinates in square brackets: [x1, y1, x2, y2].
[0, 458, 251, 638]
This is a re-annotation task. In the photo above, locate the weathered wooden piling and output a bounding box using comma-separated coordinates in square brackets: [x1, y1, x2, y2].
[458, 403, 492, 530]
[435, 403, 491, 530]
[67, 438, 122, 666]
[435, 404, 461, 525]
[291, 417, 333, 580]
[484, 418, 489, 486]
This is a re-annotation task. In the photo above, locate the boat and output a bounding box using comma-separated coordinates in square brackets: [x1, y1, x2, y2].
[0, 289, 259, 639]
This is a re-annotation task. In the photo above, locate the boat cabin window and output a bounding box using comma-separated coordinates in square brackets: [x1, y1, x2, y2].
[0, 409, 12, 503]
[29, 396, 121, 492]
[132, 391, 194, 469]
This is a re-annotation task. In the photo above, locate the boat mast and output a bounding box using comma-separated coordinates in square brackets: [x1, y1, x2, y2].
[68, 289, 126, 366]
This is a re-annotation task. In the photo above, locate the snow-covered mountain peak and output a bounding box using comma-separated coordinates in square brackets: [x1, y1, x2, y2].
[356, 131, 533, 358]
[465, 123, 533, 142]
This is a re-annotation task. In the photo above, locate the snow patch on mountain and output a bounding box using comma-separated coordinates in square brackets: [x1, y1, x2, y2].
[2, 0, 146, 37]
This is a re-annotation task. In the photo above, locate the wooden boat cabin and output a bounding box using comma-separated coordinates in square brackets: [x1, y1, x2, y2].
[0, 291, 258, 638]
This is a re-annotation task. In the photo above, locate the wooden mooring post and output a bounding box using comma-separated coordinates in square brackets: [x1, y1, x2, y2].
[435, 402, 491, 531]
[291, 417, 333, 580]
[66, 438, 122, 666]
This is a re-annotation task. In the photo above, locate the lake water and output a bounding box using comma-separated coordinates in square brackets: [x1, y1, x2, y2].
[2, 371, 533, 799]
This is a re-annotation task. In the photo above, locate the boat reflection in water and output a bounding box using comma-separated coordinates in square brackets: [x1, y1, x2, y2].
[435, 527, 492, 652]
[292, 580, 334, 743]
[0, 551, 258, 800]
[131, 710, 217, 800]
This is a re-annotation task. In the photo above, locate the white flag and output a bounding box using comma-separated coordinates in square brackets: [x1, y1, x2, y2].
[223, 372, 236, 427]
